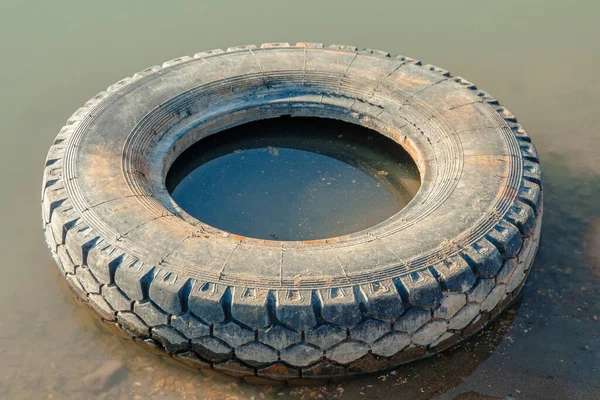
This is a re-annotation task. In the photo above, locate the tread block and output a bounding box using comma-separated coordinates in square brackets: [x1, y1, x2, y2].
[399, 269, 443, 308]
[260, 43, 291, 48]
[280, 343, 322, 367]
[467, 278, 495, 303]
[258, 325, 300, 351]
[494, 106, 516, 122]
[411, 320, 447, 346]
[430, 332, 456, 351]
[480, 284, 507, 312]
[518, 138, 539, 161]
[371, 332, 411, 357]
[152, 325, 189, 353]
[188, 282, 227, 324]
[213, 322, 254, 347]
[448, 303, 480, 330]
[486, 220, 523, 258]
[114, 259, 154, 301]
[133, 300, 168, 327]
[305, 325, 347, 350]
[87, 245, 125, 284]
[49, 206, 77, 246]
[518, 180, 542, 214]
[193, 49, 224, 58]
[46, 144, 66, 162]
[430, 255, 476, 293]
[425, 64, 451, 77]
[227, 45, 257, 52]
[171, 313, 210, 339]
[476, 90, 499, 105]
[327, 44, 359, 51]
[295, 42, 324, 48]
[76, 266, 101, 294]
[506, 261, 528, 293]
[149, 269, 190, 314]
[235, 342, 278, 367]
[326, 341, 369, 364]
[349, 319, 391, 344]
[518, 235, 538, 266]
[191, 337, 232, 362]
[361, 48, 390, 57]
[162, 56, 192, 68]
[275, 289, 317, 330]
[64, 228, 101, 267]
[496, 258, 518, 285]
[453, 76, 477, 90]
[506, 201, 537, 236]
[462, 237, 503, 276]
[106, 77, 134, 92]
[231, 287, 270, 329]
[102, 284, 132, 312]
[44, 224, 59, 253]
[507, 122, 531, 142]
[358, 279, 405, 318]
[88, 293, 115, 321]
[522, 159, 542, 185]
[394, 308, 432, 333]
[117, 311, 150, 337]
[317, 287, 362, 327]
[42, 163, 62, 197]
[132, 65, 161, 79]
[56, 245, 76, 274]
[433, 293, 467, 320]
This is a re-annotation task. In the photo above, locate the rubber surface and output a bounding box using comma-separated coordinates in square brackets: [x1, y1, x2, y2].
[42, 43, 543, 383]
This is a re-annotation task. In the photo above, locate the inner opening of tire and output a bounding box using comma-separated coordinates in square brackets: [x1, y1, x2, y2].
[166, 116, 421, 241]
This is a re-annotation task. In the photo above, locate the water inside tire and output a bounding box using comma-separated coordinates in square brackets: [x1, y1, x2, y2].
[166, 117, 421, 240]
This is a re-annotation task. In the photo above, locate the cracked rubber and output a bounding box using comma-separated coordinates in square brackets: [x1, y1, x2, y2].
[42, 43, 543, 383]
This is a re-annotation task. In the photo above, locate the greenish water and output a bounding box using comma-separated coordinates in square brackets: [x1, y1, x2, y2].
[1, 0, 599, 399]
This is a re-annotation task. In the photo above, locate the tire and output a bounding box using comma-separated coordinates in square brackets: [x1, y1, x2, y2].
[42, 43, 542, 383]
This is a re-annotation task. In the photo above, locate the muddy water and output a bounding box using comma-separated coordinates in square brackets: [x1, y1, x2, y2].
[1, 0, 599, 399]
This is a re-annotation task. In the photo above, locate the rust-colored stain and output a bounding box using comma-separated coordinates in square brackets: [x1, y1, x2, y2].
[301, 239, 329, 246]
[394, 72, 432, 88]
[259, 364, 290, 377]
[464, 155, 508, 168]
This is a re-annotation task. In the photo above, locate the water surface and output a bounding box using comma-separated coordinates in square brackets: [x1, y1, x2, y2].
[1, 0, 599, 399]
[167, 117, 420, 241]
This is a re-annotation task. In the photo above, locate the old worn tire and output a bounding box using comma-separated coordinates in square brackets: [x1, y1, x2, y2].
[42, 43, 542, 383]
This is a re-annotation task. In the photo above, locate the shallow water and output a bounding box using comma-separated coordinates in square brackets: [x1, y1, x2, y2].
[1, 0, 599, 399]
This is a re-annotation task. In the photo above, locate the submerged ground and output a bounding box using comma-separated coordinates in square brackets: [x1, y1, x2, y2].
[0, 0, 599, 399]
